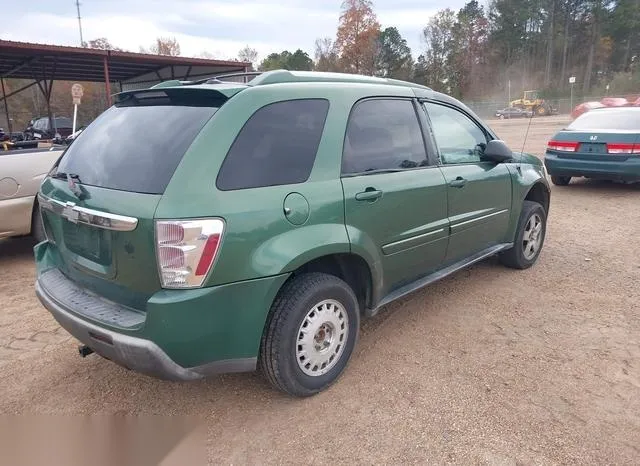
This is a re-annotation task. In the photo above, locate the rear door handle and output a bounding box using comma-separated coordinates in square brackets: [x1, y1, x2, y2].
[355, 189, 383, 201]
[449, 177, 467, 188]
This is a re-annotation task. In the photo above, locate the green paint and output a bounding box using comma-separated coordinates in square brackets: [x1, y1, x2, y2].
[35, 73, 549, 374]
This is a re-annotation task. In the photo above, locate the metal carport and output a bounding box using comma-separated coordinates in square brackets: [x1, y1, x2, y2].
[0, 39, 250, 134]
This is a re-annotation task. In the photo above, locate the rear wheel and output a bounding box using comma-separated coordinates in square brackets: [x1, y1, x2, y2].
[500, 201, 546, 269]
[535, 105, 548, 116]
[551, 175, 571, 186]
[260, 272, 360, 397]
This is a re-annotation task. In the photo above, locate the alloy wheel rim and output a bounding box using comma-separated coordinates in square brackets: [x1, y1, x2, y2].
[296, 299, 349, 376]
[522, 213, 543, 260]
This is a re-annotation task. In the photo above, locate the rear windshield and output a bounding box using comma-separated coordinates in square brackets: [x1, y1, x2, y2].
[55, 90, 221, 194]
[568, 109, 640, 131]
[54, 117, 73, 128]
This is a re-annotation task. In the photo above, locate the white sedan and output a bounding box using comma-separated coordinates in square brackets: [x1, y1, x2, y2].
[0, 146, 63, 241]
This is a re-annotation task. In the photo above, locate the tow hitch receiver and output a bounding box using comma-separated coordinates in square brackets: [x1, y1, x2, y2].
[78, 345, 94, 358]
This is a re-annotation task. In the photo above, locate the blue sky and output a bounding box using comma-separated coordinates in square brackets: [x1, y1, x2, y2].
[0, 0, 470, 63]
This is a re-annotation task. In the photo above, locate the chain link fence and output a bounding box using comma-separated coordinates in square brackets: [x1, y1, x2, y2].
[463, 95, 637, 119]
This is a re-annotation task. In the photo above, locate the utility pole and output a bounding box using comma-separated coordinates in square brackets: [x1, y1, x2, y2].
[76, 0, 84, 47]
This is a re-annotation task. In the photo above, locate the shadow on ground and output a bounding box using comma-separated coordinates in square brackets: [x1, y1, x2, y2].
[0, 237, 36, 263]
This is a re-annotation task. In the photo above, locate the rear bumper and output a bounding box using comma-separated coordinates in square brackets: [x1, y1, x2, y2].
[34, 260, 288, 380]
[544, 153, 640, 180]
[36, 279, 208, 381]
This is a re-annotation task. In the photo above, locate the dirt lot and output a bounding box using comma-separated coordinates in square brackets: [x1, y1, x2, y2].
[1, 115, 639, 464]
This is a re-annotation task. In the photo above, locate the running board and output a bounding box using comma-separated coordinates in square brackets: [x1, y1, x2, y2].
[367, 243, 513, 317]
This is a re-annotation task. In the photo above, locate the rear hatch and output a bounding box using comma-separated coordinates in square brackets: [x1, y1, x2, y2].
[39, 87, 231, 310]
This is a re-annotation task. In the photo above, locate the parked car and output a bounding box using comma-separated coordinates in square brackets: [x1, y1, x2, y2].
[64, 127, 85, 145]
[545, 107, 640, 185]
[24, 116, 74, 140]
[495, 107, 533, 119]
[599, 97, 629, 107]
[0, 146, 63, 241]
[571, 101, 607, 119]
[34, 70, 550, 397]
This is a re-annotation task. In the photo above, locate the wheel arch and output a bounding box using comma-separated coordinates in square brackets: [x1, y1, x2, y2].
[30, 195, 39, 233]
[524, 181, 550, 215]
[278, 252, 376, 315]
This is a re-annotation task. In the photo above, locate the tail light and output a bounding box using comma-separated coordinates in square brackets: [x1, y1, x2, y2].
[547, 140, 579, 152]
[155, 219, 224, 289]
[606, 143, 640, 154]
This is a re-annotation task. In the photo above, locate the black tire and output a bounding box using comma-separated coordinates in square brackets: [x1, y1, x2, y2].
[551, 175, 571, 186]
[260, 272, 360, 397]
[31, 201, 46, 243]
[499, 201, 547, 269]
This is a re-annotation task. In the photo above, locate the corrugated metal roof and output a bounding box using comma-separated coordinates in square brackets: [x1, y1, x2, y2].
[0, 39, 250, 83]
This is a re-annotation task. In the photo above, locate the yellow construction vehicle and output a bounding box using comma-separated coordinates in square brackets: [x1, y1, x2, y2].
[510, 90, 554, 116]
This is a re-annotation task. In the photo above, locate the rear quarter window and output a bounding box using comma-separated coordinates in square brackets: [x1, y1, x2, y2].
[216, 99, 329, 191]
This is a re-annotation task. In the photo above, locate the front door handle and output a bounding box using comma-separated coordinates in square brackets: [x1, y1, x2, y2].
[355, 189, 383, 201]
[449, 177, 467, 188]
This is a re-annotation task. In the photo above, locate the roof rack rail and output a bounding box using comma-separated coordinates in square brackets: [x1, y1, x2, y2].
[155, 70, 432, 91]
[187, 71, 263, 85]
[247, 70, 432, 90]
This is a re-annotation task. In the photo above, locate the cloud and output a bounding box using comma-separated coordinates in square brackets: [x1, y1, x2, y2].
[1, 11, 286, 60]
[378, 8, 439, 30]
[2, 1, 464, 61]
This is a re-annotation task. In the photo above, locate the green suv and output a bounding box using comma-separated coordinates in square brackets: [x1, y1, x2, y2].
[34, 70, 550, 397]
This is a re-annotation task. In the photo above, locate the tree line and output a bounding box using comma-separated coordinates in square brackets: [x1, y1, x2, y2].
[3, 0, 639, 131]
[308, 0, 640, 100]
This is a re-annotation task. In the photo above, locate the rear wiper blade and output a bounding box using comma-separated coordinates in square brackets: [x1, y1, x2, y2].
[50, 171, 84, 198]
[50, 171, 68, 180]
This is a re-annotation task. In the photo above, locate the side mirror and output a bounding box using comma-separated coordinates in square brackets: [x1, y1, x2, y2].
[482, 139, 513, 163]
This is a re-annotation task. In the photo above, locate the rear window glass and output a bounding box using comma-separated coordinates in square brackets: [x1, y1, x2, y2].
[54, 117, 73, 128]
[568, 109, 640, 131]
[216, 99, 329, 191]
[55, 90, 222, 194]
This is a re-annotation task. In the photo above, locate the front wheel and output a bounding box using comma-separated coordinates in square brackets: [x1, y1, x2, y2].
[551, 175, 571, 186]
[260, 272, 360, 397]
[535, 106, 548, 116]
[499, 201, 547, 269]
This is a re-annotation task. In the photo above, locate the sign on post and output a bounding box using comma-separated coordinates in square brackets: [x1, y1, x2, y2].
[569, 76, 576, 84]
[71, 83, 84, 134]
[71, 83, 83, 105]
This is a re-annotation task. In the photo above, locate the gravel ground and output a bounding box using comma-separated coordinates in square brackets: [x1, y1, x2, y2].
[1, 116, 639, 465]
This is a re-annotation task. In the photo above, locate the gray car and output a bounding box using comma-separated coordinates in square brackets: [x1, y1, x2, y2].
[495, 107, 534, 119]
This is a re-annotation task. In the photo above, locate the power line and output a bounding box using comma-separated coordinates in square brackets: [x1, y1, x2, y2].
[76, 0, 84, 46]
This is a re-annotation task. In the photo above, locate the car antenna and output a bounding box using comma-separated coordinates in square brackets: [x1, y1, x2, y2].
[518, 113, 534, 174]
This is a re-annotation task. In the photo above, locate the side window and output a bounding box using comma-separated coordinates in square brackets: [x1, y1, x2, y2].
[423, 102, 488, 165]
[342, 99, 428, 174]
[34, 119, 46, 131]
[216, 99, 329, 191]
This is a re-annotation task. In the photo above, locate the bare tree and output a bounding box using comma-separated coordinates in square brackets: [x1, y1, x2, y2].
[238, 46, 259, 69]
[142, 37, 181, 56]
